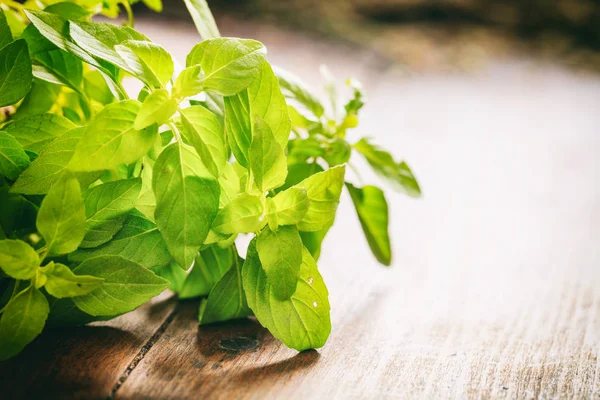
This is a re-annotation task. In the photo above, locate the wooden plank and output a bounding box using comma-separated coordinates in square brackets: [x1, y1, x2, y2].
[0, 294, 177, 399]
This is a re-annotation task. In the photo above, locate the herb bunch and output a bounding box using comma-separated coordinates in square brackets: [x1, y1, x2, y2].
[0, 0, 420, 359]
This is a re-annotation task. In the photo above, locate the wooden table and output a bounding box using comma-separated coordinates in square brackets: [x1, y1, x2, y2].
[2, 16, 599, 399]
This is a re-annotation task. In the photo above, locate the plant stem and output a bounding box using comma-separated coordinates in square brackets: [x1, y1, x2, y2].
[120, 0, 135, 28]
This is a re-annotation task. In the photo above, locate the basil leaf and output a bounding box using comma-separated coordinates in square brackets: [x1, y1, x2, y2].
[354, 138, 421, 197]
[274, 66, 324, 118]
[0, 286, 49, 360]
[72, 255, 168, 316]
[0, 239, 39, 279]
[218, 162, 241, 208]
[243, 241, 331, 351]
[172, 65, 203, 99]
[279, 162, 323, 192]
[179, 105, 226, 177]
[135, 89, 178, 130]
[300, 226, 331, 261]
[0, 8, 13, 49]
[0, 180, 38, 237]
[150, 261, 186, 292]
[212, 193, 264, 235]
[179, 245, 232, 299]
[0, 131, 29, 180]
[248, 117, 287, 192]
[70, 210, 171, 269]
[33, 48, 83, 94]
[13, 81, 61, 120]
[84, 69, 115, 105]
[186, 38, 266, 96]
[225, 62, 291, 166]
[44, 2, 93, 21]
[346, 183, 391, 266]
[256, 225, 302, 299]
[153, 142, 219, 268]
[36, 172, 86, 255]
[115, 40, 174, 88]
[40, 262, 104, 298]
[182, 0, 221, 39]
[199, 255, 251, 324]
[79, 216, 125, 249]
[47, 297, 111, 327]
[142, 0, 163, 12]
[294, 165, 345, 232]
[4, 113, 76, 153]
[0, 39, 32, 107]
[266, 187, 309, 230]
[69, 100, 158, 171]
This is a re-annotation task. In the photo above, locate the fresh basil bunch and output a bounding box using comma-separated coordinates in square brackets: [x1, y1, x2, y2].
[0, 0, 420, 359]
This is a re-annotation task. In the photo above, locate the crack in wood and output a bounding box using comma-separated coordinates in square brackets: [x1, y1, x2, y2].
[109, 307, 179, 399]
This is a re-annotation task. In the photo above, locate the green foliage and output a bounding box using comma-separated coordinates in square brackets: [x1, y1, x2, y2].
[0, 0, 420, 358]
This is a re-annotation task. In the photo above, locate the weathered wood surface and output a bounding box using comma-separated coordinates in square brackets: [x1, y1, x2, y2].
[2, 16, 600, 399]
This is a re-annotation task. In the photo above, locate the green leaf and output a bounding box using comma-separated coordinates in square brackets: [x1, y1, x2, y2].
[134, 89, 178, 130]
[266, 187, 309, 230]
[153, 142, 220, 268]
[186, 38, 266, 96]
[172, 65, 203, 99]
[248, 117, 287, 192]
[47, 297, 110, 327]
[0, 239, 39, 279]
[84, 69, 114, 105]
[346, 183, 391, 266]
[218, 162, 241, 208]
[3, 113, 76, 153]
[44, 2, 94, 20]
[72, 255, 168, 316]
[115, 40, 174, 88]
[0, 180, 38, 237]
[36, 172, 86, 255]
[256, 225, 302, 299]
[142, 0, 163, 12]
[0, 131, 29, 180]
[0, 286, 49, 360]
[279, 162, 323, 192]
[0, 9, 13, 49]
[40, 262, 104, 298]
[243, 241, 330, 351]
[32, 48, 83, 93]
[212, 193, 264, 235]
[179, 245, 232, 299]
[354, 138, 421, 197]
[182, 0, 221, 39]
[179, 105, 226, 177]
[13, 81, 61, 120]
[274, 66, 324, 118]
[79, 216, 125, 249]
[0, 39, 32, 107]
[11, 128, 102, 195]
[150, 261, 186, 292]
[300, 226, 331, 261]
[224, 62, 291, 166]
[294, 165, 345, 232]
[199, 255, 251, 324]
[3, 6, 25, 38]
[69, 100, 158, 171]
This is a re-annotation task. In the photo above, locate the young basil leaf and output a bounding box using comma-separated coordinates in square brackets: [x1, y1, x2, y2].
[256, 225, 303, 299]
[354, 138, 421, 197]
[225, 62, 291, 166]
[0, 39, 32, 107]
[79, 216, 126, 249]
[179, 105, 226, 177]
[249, 117, 287, 192]
[70, 210, 171, 269]
[182, 0, 221, 39]
[40, 262, 104, 298]
[186, 38, 266, 96]
[0, 239, 40, 279]
[153, 142, 220, 269]
[72, 255, 169, 316]
[218, 162, 241, 208]
[294, 165, 345, 232]
[150, 261, 186, 292]
[43, 2, 93, 21]
[172, 65, 203, 99]
[323, 138, 351, 167]
[37, 172, 86, 255]
[179, 245, 232, 299]
[243, 240, 331, 351]
[212, 193, 264, 235]
[199, 255, 252, 324]
[3, 112, 75, 154]
[273, 66, 324, 118]
[346, 183, 391, 266]
[0, 9, 12, 49]
[279, 162, 324, 192]
[266, 187, 309, 230]
[0, 131, 30, 180]
[136, 157, 156, 221]
[0, 286, 49, 360]
[135, 89, 178, 130]
[10, 127, 101, 195]
[69, 100, 158, 171]
[115, 40, 174, 88]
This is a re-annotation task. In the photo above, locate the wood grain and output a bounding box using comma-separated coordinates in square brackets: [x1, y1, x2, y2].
[1, 16, 599, 400]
